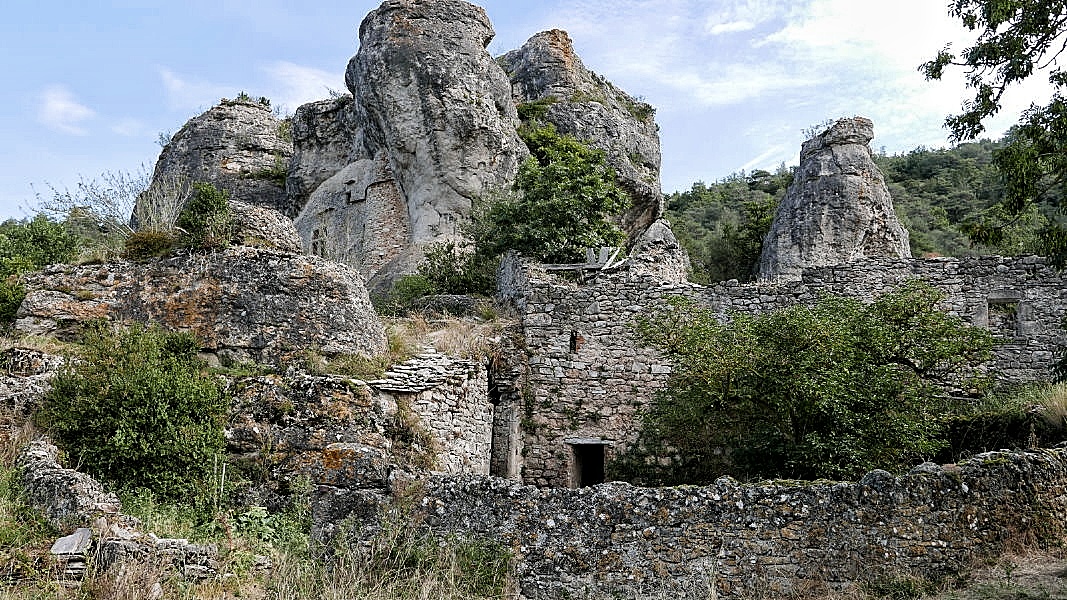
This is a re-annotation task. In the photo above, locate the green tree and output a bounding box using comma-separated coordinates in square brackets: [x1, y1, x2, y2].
[664, 169, 790, 283]
[623, 281, 993, 483]
[177, 182, 232, 249]
[38, 324, 228, 500]
[922, 0, 1067, 263]
[0, 215, 82, 323]
[474, 124, 629, 263]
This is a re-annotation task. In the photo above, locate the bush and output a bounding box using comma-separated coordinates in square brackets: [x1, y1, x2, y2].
[0, 215, 82, 324]
[37, 324, 228, 500]
[0, 279, 26, 325]
[472, 124, 629, 264]
[623, 281, 995, 483]
[177, 182, 232, 249]
[417, 242, 498, 297]
[123, 229, 178, 260]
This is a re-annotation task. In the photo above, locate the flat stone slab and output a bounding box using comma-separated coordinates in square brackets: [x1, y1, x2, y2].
[50, 527, 92, 556]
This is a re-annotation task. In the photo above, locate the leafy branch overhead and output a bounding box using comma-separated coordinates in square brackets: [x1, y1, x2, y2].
[923, 0, 1067, 264]
[921, 0, 1067, 142]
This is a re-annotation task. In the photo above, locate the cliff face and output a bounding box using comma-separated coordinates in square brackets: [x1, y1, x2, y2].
[500, 29, 663, 237]
[758, 117, 911, 281]
[144, 100, 292, 213]
[142, 1, 668, 289]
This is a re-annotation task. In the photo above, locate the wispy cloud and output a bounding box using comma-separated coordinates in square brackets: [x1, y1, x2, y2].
[707, 20, 755, 35]
[655, 66, 820, 107]
[110, 118, 145, 137]
[704, 0, 789, 36]
[261, 61, 342, 113]
[38, 86, 95, 135]
[738, 143, 790, 172]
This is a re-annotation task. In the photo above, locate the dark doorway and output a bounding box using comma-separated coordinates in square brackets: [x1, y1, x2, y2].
[572, 443, 605, 487]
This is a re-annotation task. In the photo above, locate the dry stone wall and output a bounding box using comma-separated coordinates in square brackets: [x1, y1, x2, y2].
[496, 259, 698, 487]
[225, 350, 492, 539]
[497, 254, 1067, 487]
[14, 247, 387, 366]
[369, 351, 492, 475]
[419, 447, 1067, 599]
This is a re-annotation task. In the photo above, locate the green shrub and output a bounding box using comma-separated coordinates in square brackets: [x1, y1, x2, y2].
[178, 182, 232, 250]
[123, 229, 178, 259]
[250, 155, 287, 187]
[623, 280, 994, 483]
[472, 124, 629, 264]
[516, 97, 558, 123]
[0, 215, 81, 271]
[0, 215, 82, 325]
[418, 242, 498, 296]
[0, 278, 26, 324]
[37, 324, 228, 500]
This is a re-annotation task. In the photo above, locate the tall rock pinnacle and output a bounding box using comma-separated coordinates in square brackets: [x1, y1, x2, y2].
[500, 29, 663, 236]
[758, 117, 911, 281]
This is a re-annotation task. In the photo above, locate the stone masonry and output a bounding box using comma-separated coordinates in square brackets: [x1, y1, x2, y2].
[494, 254, 1067, 488]
[419, 447, 1067, 599]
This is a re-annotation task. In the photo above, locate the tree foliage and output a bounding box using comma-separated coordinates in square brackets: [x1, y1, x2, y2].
[922, 0, 1067, 263]
[397, 124, 630, 302]
[664, 169, 789, 283]
[38, 324, 228, 500]
[0, 215, 82, 323]
[473, 124, 629, 264]
[621, 281, 994, 484]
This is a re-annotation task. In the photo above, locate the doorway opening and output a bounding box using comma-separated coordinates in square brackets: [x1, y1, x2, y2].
[567, 439, 609, 487]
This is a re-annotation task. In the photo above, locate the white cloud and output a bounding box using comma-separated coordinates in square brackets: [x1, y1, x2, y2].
[261, 61, 343, 113]
[738, 144, 790, 172]
[38, 86, 95, 135]
[655, 66, 821, 107]
[111, 118, 145, 137]
[704, 0, 788, 36]
[707, 20, 755, 35]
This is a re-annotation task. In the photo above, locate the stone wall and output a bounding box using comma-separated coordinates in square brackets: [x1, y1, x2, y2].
[369, 350, 492, 475]
[496, 261, 694, 487]
[419, 447, 1067, 599]
[496, 255, 1067, 488]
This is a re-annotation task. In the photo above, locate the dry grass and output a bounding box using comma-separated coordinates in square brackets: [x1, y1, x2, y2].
[1039, 382, 1067, 431]
[0, 336, 73, 359]
[308, 311, 513, 381]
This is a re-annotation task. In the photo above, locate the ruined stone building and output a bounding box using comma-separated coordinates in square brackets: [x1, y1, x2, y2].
[16, 0, 1066, 597]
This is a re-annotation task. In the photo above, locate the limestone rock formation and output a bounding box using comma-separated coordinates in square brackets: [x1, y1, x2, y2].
[286, 95, 362, 217]
[758, 117, 911, 281]
[286, 0, 530, 289]
[228, 199, 303, 253]
[499, 29, 663, 236]
[283, 2, 666, 288]
[144, 99, 292, 213]
[15, 247, 387, 365]
[348, 0, 526, 240]
[626, 218, 691, 283]
[18, 440, 121, 529]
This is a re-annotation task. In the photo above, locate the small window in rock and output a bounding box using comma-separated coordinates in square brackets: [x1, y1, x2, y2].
[569, 330, 584, 353]
[988, 299, 1019, 338]
[311, 228, 326, 257]
[571, 443, 605, 488]
[344, 190, 353, 204]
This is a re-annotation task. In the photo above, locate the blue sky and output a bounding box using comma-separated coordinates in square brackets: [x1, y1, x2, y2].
[0, 0, 1052, 220]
